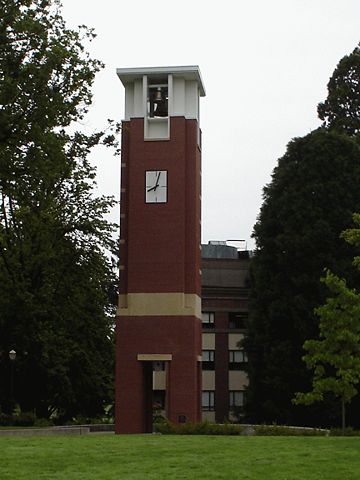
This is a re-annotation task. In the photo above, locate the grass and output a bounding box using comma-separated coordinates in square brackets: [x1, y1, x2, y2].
[1, 434, 360, 479]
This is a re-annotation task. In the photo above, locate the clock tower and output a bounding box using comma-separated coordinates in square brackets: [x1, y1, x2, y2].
[115, 66, 206, 433]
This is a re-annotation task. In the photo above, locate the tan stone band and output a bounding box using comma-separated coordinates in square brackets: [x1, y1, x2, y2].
[137, 354, 172, 361]
[117, 292, 201, 319]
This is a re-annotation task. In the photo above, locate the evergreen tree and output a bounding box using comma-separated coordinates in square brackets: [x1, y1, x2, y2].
[318, 43, 360, 136]
[245, 42, 360, 427]
[0, 0, 119, 419]
[245, 130, 360, 426]
[294, 214, 360, 432]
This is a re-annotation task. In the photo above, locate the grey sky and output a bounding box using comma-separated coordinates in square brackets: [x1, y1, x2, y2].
[61, 0, 360, 250]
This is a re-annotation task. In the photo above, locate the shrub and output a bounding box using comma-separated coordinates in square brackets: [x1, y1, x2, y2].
[330, 427, 360, 436]
[63, 415, 115, 426]
[155, 420, 205, 435]
[0, 413, 12, 426]
[253, 424, 327, 436]
[154, 420, 328, 436]
[34, 418, 54, 428]
[154, 420, 244, 435]
[12, 412, 36, 427]
[0, 412, 36, 427]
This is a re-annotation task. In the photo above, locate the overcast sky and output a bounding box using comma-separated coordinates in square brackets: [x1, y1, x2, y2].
[61, 0, 360, 250]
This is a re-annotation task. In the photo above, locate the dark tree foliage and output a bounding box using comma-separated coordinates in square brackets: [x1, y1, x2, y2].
[0, 0, 119, 419]
[318, 43, 360, 136]
[244, 130, 360, 427]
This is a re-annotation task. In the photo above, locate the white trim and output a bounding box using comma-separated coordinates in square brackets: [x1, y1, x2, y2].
[117, 65, 206, 97]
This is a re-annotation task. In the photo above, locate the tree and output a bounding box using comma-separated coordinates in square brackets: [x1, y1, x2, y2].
[0, 0, 119, 419]
[244, 129, 360, 427]
[318, 43, 360, 136]
[294, 269, 360, 434]
[244, 42, 360, 427]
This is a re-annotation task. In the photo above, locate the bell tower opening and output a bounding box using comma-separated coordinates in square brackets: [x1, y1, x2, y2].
[148, 78, 168, 118]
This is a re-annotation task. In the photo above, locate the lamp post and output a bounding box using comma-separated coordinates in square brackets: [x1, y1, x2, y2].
[9, 349, 16, 412]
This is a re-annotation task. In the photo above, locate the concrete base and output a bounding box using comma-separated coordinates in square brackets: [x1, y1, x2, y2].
[0, 426, 89, 436]
[0, 424, 115, 436]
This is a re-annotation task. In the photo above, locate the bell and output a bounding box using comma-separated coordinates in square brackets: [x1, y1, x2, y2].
[154, 87, 168, 117]
[154, 87, 162, 102]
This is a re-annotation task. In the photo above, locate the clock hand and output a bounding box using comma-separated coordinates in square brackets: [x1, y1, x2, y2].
[153, 172, 161, 191]
[147, 172, 162, 192]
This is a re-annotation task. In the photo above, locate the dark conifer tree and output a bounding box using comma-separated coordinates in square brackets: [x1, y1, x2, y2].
[245, 43, 360, 427]
[318, 43, 360, 136]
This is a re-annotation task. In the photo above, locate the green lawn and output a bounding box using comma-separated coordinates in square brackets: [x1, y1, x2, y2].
[1, 434, 360, 479]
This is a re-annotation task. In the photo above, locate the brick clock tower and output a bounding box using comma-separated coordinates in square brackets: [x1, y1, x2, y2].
[115, 66, 206, 433]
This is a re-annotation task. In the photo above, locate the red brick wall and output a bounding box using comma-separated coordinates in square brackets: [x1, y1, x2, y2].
[116, 316, 202, 432]
[119, 117, 201, 296]
[116, 117, 202, 433]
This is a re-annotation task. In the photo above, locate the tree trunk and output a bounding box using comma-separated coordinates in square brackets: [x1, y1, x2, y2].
[341, 398, 346, 436]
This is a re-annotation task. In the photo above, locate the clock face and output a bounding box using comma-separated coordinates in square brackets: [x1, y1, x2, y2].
[145, 170, 167, 203]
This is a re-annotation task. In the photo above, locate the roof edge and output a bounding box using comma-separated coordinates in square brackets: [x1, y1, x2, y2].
[116, 65, 206, 96]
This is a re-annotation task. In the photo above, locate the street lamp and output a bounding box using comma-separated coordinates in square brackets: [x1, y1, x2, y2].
[9, 349, 16, 412]
[9, 350, 16, 361]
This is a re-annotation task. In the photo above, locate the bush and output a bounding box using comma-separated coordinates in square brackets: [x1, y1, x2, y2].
[330, 427, 360, 436]
[154, 420, 243, 435]
[33, 417, 53, 428]
[12, 412, 36, 427]
[0, 413, 12, 426]
[0, 412, 36, 427]
[154, 420, 329, 436]
[253, 424, 327, 436]
[63, 415, 115, 426]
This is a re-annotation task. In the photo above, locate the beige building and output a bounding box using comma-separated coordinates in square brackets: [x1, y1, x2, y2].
[154, 242, 250, 422]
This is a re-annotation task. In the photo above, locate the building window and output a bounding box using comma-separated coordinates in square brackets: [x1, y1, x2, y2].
[202, 312, 215, 329]
[202, 350, 215, 370]
[229, 350, 248, 370]
[229, 390, 245, 408]
[202, 391, 215, 411]
[229, 312, 247, 329]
